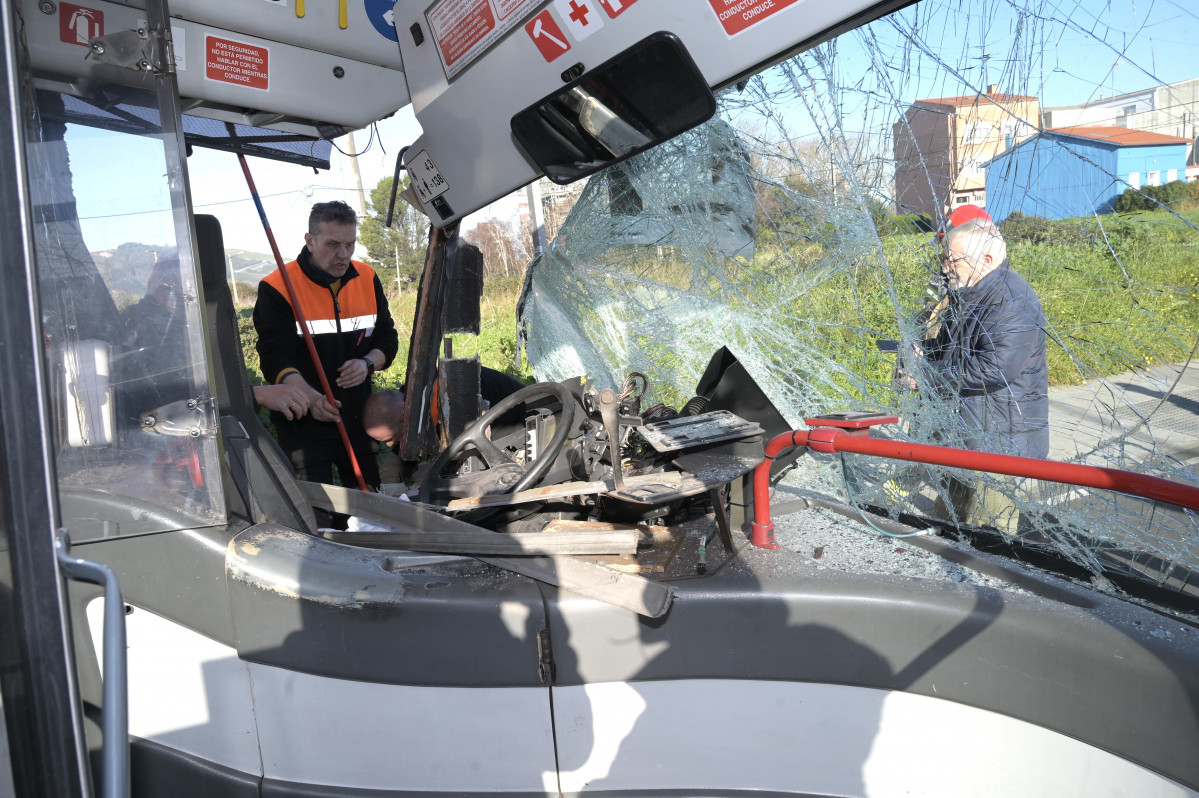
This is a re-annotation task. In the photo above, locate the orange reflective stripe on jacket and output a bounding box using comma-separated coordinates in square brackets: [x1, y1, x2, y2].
[262, 259, 378, 337]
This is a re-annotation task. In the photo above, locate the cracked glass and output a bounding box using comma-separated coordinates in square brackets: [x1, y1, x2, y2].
[518, 0, 1199, 611]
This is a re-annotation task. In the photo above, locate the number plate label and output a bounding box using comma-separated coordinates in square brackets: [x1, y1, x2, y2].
[408, 150, 451, 204]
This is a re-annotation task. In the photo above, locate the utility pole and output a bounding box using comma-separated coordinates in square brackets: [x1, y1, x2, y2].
[526, 179, 547, 257]
[344, 130, 368, 215]
[227, 253, 239, 305]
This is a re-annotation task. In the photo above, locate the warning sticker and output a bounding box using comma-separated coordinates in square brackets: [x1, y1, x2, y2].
[707, 0, 801, 37]
[494, 0, 530, 20]
[429, 0, 495, 67]
[427, 0, 541, 80]
[205, 36, 269, 90]
[60, 3, 103, 46]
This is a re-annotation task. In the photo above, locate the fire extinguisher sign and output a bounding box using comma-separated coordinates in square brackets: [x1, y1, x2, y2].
[60, 3, 104, 47]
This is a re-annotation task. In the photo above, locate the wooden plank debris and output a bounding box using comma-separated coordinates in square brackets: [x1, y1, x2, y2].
[297, 480, 672, 617]
[318, 528, 637, 555]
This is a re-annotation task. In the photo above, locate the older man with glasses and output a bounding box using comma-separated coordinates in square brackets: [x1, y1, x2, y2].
[915, 218, 1049, 534]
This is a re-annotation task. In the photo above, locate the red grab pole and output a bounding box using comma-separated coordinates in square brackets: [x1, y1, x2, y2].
[751, 427, 1199, 549]
[232, 145, 370, 493]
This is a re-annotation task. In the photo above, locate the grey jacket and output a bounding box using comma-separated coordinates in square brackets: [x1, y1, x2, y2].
[926, 261, 1049, 459]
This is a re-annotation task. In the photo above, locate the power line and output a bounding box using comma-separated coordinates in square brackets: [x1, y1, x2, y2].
[79, 189, 301, 221]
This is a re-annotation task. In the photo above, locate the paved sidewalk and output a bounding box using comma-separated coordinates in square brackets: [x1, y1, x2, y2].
[1045, 362, 1199, 464]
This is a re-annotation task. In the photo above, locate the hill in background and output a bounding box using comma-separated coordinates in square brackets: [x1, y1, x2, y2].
[92, 243, 275, 309]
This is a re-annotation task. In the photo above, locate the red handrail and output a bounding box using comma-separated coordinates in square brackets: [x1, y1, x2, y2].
[750, 428, 1199, 549]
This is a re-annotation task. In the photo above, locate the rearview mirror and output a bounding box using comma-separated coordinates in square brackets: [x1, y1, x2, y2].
[511, 32, 717, 184]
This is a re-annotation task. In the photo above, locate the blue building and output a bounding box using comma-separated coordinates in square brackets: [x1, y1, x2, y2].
[982, 126, 1189, 221]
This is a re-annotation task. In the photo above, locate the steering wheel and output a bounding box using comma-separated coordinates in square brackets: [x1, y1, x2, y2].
[418, 381, 575, 505]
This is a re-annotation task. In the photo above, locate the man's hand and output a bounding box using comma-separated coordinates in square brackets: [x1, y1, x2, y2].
[336, 358, 370, 389]
[254, 383, 312, 420]
[282, 373, 342, 422]
[310, 394, 342, 423]
[894, 341, 926, 390]
[336, 350, 384, 389]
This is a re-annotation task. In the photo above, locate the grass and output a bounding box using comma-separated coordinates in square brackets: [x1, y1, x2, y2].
[235, 206, 1199, 398]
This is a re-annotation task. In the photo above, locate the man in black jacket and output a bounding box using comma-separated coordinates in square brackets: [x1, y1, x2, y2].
[254, 201, 398, 487]
[920, 219, 1049, 533]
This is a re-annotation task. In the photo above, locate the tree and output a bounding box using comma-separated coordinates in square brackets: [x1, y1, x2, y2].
[357, 175, 428, 288]
[464, 217, 527, 279]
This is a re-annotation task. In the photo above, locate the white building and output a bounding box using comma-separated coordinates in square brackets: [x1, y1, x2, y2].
[1043, 77, 1199, 167]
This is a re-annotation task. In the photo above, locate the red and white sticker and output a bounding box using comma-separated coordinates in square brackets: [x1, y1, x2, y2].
[494, 0, 530, 19]
[596, 0, 637, 18]
[427, 0, 544, 80]
[205, 36, 269, 90]
[708, 0, 801, 36]
[525, 10, 571, 62]
[428, 0, 496, 68]
[553, 0, 603, 41]
[60, 3, 103, 46]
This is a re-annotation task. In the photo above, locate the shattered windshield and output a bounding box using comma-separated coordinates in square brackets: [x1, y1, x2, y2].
[518, 0, 1199, 608]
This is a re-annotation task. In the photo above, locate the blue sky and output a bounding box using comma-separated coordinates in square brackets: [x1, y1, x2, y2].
[71, 0, 1199, 255]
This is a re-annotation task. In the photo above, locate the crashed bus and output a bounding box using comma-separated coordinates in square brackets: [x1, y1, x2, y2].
[2, 0, 1199, 796]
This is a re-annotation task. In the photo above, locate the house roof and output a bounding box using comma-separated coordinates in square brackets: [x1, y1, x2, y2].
[981, 124, 1192, 168]
[916, 93, 1038, 108]
[1045, 126, 1191, 146]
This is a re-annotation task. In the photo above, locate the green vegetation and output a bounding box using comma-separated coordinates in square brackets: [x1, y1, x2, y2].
[1113, 179, 1199, 214]
[234, 204, 1199, 401]
[880, 207, 1199, 385]
[357, 176, 426, 289]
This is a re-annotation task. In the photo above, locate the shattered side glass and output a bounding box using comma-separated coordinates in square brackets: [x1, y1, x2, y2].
[519, 0, 1199, 607]
[26, 85, 226, 539]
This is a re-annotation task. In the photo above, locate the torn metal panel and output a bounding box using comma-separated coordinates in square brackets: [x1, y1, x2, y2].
[439, 357, 482, 441]
[442, 238, 483, 334]
[401, 225, 485, 460]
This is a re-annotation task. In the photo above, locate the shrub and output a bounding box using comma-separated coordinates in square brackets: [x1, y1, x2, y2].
[999, 211, 1097, 246]
[884, 212, 934, 236]
[1114, 180, 1199, 214]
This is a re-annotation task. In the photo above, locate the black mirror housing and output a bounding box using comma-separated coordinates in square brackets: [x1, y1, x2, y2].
[511, 32, 717, 184]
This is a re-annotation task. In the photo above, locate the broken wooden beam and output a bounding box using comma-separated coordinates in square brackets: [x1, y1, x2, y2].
[318, 528, 638, 555]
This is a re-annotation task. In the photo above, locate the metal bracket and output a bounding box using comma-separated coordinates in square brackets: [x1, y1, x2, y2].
[596, 387, 624, 490]
[139, 395, 219, 438]
[87, 26, 174, 75]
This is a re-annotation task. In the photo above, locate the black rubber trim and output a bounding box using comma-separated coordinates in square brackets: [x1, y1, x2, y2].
[130, 736, 259, 798]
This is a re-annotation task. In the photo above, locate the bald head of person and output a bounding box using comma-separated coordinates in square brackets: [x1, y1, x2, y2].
[363, 389, 405, 448]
